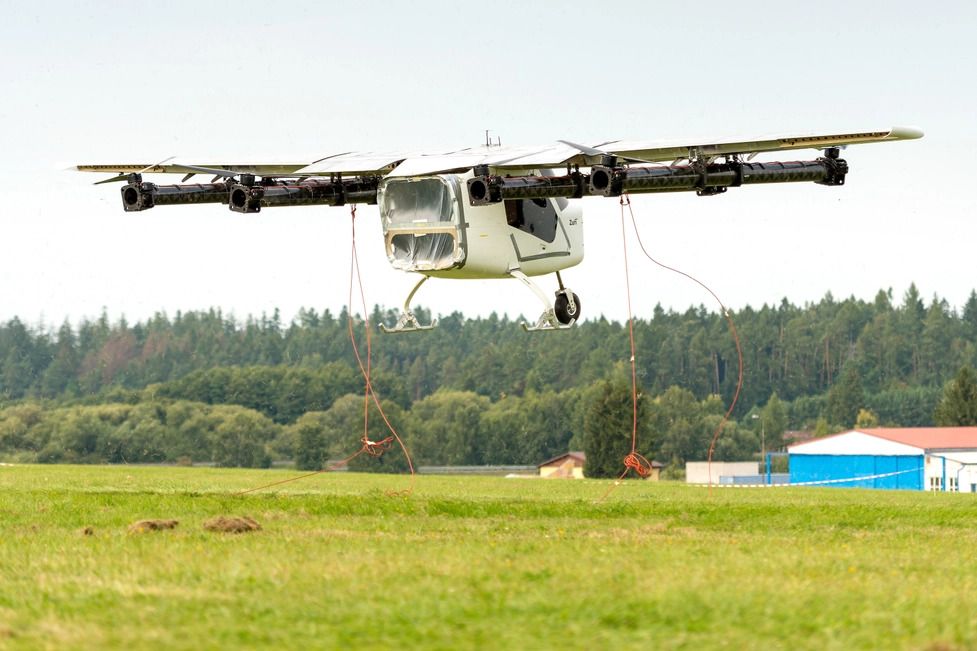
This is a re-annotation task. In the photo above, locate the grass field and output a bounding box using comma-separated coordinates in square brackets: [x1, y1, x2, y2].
[2, 465, 977, 650]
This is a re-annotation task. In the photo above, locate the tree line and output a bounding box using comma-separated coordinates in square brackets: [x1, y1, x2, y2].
[1, 284, 976, 470]
[0, 380, 763, 472]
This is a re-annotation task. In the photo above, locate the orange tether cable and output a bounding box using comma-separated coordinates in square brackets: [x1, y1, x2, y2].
[236, 205, 415, 496]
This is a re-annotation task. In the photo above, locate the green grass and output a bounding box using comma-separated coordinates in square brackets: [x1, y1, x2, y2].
[2, 465, 977, 650]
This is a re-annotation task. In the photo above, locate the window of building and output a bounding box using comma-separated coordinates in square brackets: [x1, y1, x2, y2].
[929, 476, 942, 492]
[948, 476, 959, 492]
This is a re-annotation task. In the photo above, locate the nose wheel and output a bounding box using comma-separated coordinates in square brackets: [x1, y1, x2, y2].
[509, 267, 581, 332]
[554, 290, 580, 325]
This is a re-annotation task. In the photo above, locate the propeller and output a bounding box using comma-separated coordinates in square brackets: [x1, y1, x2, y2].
[93, 157, 176, 185]
[173, 164, 245, 179]
[558, 140, 653, 165]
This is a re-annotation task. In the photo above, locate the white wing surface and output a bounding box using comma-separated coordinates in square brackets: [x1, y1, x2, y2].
[76, 162, 311, 177]
[592, 126, 924, 164]
[76, 127, 922, 182]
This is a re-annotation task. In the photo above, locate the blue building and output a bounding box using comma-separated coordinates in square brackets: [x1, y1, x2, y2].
[788, 427, 977, 491]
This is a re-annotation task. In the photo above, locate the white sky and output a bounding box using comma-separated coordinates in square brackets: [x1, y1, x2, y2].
[1, 1, 974, 328]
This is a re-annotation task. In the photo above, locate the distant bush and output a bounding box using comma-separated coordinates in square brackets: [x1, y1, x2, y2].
[0, 400, 282, 467]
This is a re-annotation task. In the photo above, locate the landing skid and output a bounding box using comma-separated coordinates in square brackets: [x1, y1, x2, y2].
[520, 311, 575, 332]
[509, 268, 577, 332]
[379, 276, 437, 334]
[379, 312, 436, 334]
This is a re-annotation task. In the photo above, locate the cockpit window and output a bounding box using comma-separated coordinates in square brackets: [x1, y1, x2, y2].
[381, 178, 454, 226]
[380, 177, 462, 271]
[503, 198, 559, 243]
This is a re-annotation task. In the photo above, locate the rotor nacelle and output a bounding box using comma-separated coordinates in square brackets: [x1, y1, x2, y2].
[121, 178, 154, 212]
[228, 178, 263, 213]
[121, 173, 230, 212]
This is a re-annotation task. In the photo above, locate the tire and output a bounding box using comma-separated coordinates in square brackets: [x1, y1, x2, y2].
[554, 292, 581, 325]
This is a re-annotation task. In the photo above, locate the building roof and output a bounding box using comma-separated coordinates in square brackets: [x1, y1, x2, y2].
[783, 430, 817, 445]
[789, 427, 977, 455]
[537, 451, 665, 469]
[859, 427, 977, 450]
[537, 451, 585, 468]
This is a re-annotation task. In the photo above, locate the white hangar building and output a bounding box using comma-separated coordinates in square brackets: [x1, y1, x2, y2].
[788, 427, 977, 491]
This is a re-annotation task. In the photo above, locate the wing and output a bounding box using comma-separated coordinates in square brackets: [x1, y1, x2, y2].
[75, 152, 408, 184]
[75, 145, 588, 181]
[76, 161, 315, 184]
[76, 126, 922, 182]
[382, 126, 923, 177]
[591, 126, 925, 164]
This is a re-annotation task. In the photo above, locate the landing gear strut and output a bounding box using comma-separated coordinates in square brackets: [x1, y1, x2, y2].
[510, 268, 581, 332]
[379, 275, 437, 334]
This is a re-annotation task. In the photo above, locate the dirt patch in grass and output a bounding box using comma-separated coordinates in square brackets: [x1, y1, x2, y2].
[203, 516, 261, 534]
[582, 522, 674, 541]
[128, 519, 179, 534]
[80, 526, 94, 536]
[260, 510, 290, 521]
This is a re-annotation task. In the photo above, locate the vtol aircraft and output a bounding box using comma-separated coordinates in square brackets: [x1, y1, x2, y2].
[78, 127, 922, 332]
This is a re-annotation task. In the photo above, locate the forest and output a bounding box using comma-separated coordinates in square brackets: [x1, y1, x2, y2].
[1, 283, 976, 472]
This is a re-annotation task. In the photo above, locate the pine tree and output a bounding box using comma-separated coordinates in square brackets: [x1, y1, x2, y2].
[760, 392, 789, 450]
[583, 376, 649, 478]
[934, 366, 977, 426]
[826, 365, 864, 429]
[963, 291, 977, 340]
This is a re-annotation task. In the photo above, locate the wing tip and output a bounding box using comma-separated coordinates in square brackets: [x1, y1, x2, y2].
[890, 126, 924, 140]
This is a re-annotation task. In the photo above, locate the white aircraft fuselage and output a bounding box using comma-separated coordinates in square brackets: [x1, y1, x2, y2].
[379, 170, 583, 280]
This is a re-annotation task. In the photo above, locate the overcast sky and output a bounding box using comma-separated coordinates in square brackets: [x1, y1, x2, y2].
[1, 1, 974, 328]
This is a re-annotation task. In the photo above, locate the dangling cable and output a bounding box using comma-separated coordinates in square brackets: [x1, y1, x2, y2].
[597, 196, 655, 502]
[349, 206, 373, 462]
[234, 443, 381, 496]
[236, 205, 415, 497]
[622, 194, 744, 489]
[620, 197, 654, 479]
[347, 205, 416, 494]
